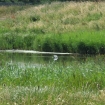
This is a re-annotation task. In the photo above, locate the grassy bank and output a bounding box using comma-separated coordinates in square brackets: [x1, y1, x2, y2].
[1, 2, 105, 33]
[0, 2, 105, 54]
[0, 55, 105, 104]
[1, 30, 105, 54]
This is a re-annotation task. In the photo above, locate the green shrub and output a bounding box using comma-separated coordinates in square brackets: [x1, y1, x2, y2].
[0, 37, 9, 49]
[33, 34, 46, 51]
[23, 35, 36, 50]
[30, 15, 40, 22]
[42, 37, 54, 52]
[13, 35, 24, 49]
[98, 44, 105, 54]
[78, 42, 97, 54]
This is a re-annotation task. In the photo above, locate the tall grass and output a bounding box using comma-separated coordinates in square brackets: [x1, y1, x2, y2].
[1, 30, 105, 54]
[1, 2, 105, 54]
[30, 30, 105, 54]
[0, 55, 105, 104]
[1, 2, 105, 33]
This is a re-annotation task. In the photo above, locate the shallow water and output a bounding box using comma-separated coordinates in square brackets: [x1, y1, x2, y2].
[0, 52, 102, 65]
[0, 51, 86, 65]
[1, 50, 105, 67]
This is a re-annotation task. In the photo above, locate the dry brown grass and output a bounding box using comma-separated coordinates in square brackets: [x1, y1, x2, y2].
[0, 1, 105, 33]
[0, 86, 105, 105]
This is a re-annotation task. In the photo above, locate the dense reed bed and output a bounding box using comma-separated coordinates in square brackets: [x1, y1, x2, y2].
[0, 30, 105, 54]
[0, 55, 105, 105]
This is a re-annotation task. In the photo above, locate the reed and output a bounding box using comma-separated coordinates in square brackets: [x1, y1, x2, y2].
[0, 2, 105, 54]
[0, 55, 105, 104]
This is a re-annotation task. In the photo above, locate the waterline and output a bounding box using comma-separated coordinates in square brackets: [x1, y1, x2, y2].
[0, 50, 79, 55]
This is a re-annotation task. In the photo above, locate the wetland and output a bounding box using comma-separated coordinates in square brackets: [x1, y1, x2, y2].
[1, 1, 105, 104]
[0, 52, 105, 105]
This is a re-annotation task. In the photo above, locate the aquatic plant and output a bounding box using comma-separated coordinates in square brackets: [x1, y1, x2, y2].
[0, 55, 105, 104]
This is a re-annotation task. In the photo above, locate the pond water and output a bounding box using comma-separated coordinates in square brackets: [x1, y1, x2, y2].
[0, 52, 102, 67]
[0, 51, 89, 66]
[0, 50, 105, 67]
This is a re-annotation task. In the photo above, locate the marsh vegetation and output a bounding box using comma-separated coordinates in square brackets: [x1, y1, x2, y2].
[0, 1, 105, 54]
[1, 1, 105, 104]
[0, 53, 105, 105]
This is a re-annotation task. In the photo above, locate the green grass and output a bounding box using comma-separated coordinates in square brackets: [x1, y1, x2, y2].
[0, 30, 105, 54]
[33, 30, 105, 54]
[1, 2, 105, 105]
[0, 55, 105, 104]
[1, 2, 105, 54]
